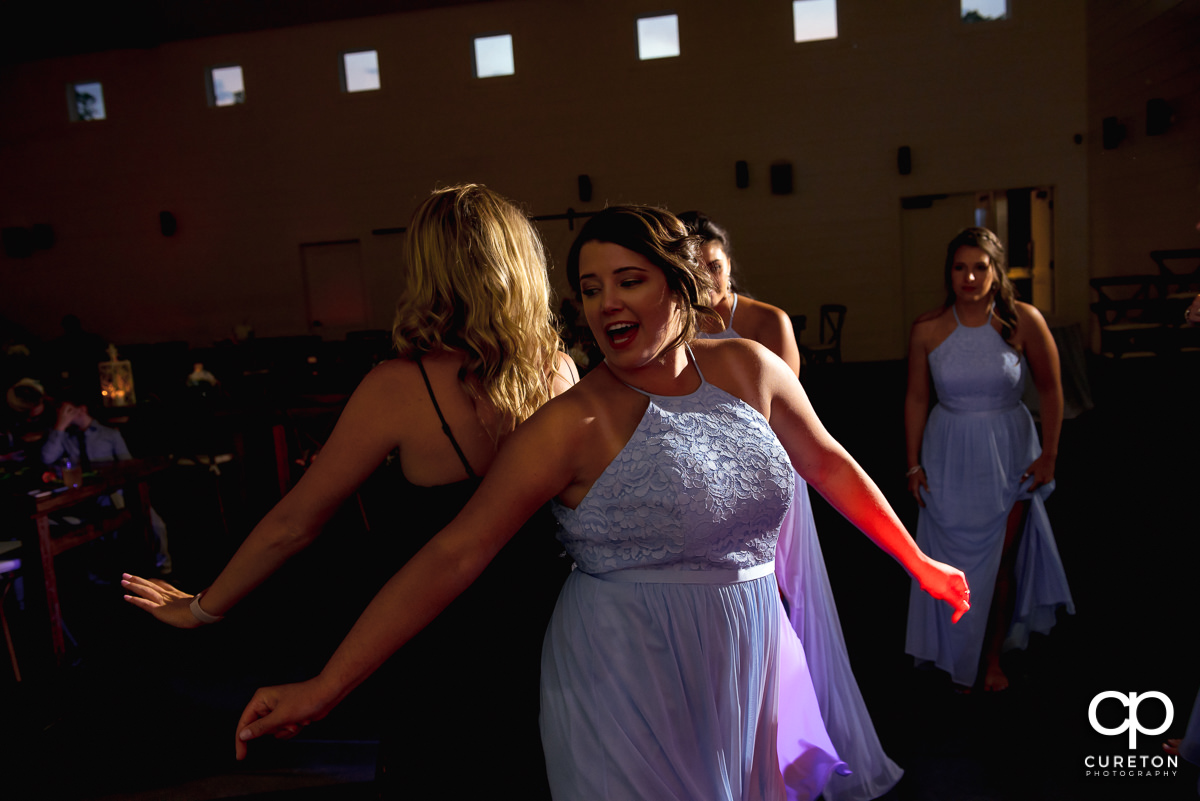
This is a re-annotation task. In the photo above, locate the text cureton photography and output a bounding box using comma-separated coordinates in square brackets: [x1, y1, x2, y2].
[1085, 691, 1179, 779]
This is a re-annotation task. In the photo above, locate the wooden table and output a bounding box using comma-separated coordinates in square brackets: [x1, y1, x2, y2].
[20, 459, 164, 666]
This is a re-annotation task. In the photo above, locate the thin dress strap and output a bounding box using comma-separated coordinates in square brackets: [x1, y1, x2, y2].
[416, 358, 478, 480]
[618, 344, 705, 397]
[951, 303, 995, 327]
[685, 342, 707, 384]
[727, 294, 739, 328]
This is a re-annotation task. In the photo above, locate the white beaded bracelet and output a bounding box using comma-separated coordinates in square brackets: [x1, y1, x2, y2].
[189, 591, 225, 625]
[905, 465, 924, 477]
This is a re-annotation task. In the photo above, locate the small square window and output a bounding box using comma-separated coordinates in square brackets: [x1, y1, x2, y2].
[793, 0, 837, 43]
[70, 81, 106, 121]
[342, 50, 381, 93]
[209, 65, 245, 107]
[474, 33, 515, 78]
[637, 14, 680, 60]
[962, 0, 1008, 23]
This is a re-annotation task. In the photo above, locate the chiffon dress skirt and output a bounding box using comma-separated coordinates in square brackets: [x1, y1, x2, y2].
[541, 354, 844, 800]
[775, 473, 903, 801]
[905, 310, 1074, 687]
[702, 302, 897, 800]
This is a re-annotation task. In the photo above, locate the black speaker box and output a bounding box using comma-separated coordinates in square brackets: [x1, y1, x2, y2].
[769, 162, 793, 195]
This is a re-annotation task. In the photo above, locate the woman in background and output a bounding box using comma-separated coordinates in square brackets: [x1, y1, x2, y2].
[225, 205, 970, 801]
[681, 210, 904, 801]
[123, 184, 577, 798]
[904, 226, 1073, 692]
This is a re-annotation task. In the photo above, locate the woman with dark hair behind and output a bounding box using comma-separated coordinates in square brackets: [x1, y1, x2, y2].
[222, 204, 971, 800]
[904, 226, 1073, 692]
[676, 211, 802, 372]
[681, 209, 903, 801]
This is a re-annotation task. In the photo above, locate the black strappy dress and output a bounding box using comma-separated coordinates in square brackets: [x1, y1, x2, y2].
[367, 360, 567, 799]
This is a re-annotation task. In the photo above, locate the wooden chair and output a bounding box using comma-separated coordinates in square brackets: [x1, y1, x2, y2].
[1089, 276, 1170, 357]
[1149, 248, 1200, 294]
[799, 304, 846, 365]
[0, 540, 21, 682]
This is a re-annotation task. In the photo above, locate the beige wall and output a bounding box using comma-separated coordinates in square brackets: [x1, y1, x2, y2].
[2, 1, 1184, 360]
[1086, 0, 1200, 279]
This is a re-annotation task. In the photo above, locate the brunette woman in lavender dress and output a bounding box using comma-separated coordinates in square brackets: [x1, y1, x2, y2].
[904, 227, 1073, 692]
[226, 206, 971, 801]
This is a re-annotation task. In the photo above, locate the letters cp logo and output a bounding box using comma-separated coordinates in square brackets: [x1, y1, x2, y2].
[1089, 691, 1174, 749]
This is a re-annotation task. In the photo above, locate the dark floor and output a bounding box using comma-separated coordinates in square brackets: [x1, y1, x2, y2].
[2, 351, 1198, 800]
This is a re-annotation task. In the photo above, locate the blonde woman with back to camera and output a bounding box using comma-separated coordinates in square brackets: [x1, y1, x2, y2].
[122, 184, 577, 799]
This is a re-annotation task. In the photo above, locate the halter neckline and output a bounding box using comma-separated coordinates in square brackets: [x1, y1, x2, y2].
[620, 343, 706, 399]
[952, 303, 994, 328]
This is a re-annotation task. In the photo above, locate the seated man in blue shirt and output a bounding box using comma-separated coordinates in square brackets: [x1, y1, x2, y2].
[41, 390, 171, 574]
[42, 392, 131, 465]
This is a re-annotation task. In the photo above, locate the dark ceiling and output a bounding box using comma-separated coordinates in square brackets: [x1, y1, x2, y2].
[1, 0, 496, 67]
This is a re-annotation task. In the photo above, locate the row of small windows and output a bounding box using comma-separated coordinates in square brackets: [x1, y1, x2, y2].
[67, 1, 1006, 122]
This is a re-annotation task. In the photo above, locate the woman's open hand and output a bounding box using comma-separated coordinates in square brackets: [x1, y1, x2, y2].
[907, 466, 929, 507]
[914, 558, 971, 623]
[1020, 451, 1056, 492]
[234, 678, 341, 760]
[121, 573, 203, 629]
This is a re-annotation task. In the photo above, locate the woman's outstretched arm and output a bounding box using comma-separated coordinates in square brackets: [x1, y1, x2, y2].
[230, 396, 581, 759]
[749, 341, 969, 620]
[122, 365, 409, 626]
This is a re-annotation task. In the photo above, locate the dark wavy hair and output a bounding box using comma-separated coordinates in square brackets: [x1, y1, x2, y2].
[677, 210, 743, 294]
[943, 227, 1018, 343]
[566, 205, 720, 354]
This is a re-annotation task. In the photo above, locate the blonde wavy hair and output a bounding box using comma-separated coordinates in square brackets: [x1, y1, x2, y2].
[392, 184, 561, 431]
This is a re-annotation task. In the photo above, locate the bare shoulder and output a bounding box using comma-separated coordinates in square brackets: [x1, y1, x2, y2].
[527, 365, 609, 439]
[692, 335, 773, 369]
[739, 295, 791, 327]
[734, 296, 791, 337]
[352, 358, 425, 408]
[913, 306, 951, 327]
[1014, 300, 1049, 330]
[1012, 301, 1055, 354]
[691, 337, 782, 414]
[911, 306, 953, 344]
[551, 351, 580, 396]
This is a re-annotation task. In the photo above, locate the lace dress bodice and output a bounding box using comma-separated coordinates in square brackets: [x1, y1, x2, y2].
[552, 371, 793, 576]
[928, 308, 1024, 413]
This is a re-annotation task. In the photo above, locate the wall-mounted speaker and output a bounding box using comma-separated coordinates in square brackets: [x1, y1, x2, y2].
[159, 211, 177, 236]
[1146, 98, 1172, 136]
[577, 175, 593, 203]
[734, 160, 749, 189]
[1102, 116, 1126, 149]
[30, 223, 54, 250]
[897, 146, 912, 175]
[2, 227, 33, 258]
[2, 224, 54, 258]
[769, 162, 793, 195]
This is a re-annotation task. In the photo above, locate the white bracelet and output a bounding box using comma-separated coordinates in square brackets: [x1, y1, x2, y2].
[189, 591, 224, 625]
[905, 465, 924, 477]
